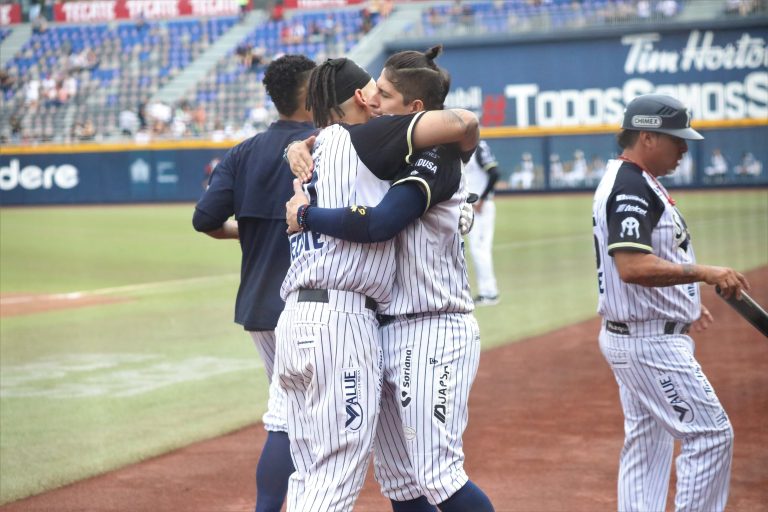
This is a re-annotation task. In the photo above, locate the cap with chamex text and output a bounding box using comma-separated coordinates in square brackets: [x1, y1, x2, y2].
[621, 94, 704, 140]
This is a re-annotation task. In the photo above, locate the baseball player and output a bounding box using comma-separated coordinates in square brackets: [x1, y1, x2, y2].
[464, 140, 501, 306]
[192, 55, 316, 512]
[285, 47, 494, 512]
[592, 94, 750, 511]
[274, 57, 480, 512]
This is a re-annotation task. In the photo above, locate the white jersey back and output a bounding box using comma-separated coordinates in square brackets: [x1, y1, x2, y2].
[281, 113, 425, 306]
[592, 158, 700, 323]
[383, 145, 474, 315]
[463, 140, 497, 198]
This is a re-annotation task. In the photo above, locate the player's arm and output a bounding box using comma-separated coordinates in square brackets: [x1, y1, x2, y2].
[193, 147, 239, 240]
[411, 109, 479, 155]
[613, 251, 750, 299]
[286, 179, 426, 242]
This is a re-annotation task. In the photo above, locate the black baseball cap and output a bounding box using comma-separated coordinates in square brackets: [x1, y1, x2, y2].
[621, 94, 703, 140]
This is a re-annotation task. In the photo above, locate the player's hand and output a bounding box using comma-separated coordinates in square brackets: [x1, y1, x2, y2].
[287, 136, 315, 183]
[691, 304, 714, 332]
[286, 179, 309, 234]
[701, 265, 750, 300]
[459, 200, 475, 235]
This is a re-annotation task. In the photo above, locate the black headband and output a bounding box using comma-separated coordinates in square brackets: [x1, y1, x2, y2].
[327, 58, 371, 105]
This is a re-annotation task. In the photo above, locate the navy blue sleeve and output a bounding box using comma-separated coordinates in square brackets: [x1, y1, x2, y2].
[305, 183, 426, 243]
[193, 145, 239, 229]
[391, 145, 462, 210]
[606, 164, 664, 255]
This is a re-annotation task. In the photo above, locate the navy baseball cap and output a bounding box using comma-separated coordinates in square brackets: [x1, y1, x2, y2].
[621, 94, 703, 140]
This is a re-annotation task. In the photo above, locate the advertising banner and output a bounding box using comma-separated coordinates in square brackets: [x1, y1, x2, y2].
[389, 22, 767, 190]
[0, 3, 22, 26]
[0, 148, 225, 206]
[53, 0, 240, 23]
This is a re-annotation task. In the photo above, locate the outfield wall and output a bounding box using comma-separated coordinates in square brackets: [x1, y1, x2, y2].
[0, 143, 229, 205]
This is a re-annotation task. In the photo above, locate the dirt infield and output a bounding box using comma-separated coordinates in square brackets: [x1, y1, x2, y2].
[2, 267, 766, 512]
[0, 293, 124, 317]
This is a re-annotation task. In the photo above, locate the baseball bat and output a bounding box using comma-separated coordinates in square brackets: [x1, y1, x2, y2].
[715, 286, 768, 338]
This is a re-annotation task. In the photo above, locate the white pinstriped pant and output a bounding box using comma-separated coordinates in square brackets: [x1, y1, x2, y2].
[249, 330, 288, 432]
[275, 290, 382, 512]
[599, 327, 733, 512]
[373, 312, 481, 505]
[467, 200, 498, 298]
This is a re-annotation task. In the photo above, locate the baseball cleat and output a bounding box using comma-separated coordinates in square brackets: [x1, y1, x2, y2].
[474, 295, 499, 306]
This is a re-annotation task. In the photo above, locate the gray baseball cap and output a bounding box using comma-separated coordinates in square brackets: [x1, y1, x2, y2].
[621, 94, 704, 140]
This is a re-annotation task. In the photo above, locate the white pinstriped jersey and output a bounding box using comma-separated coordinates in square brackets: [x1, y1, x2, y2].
[383, 145, 474, 315]
[281, 113, 425, 306]
[463, 140, 497, 199]
[593, 158, 700, 324]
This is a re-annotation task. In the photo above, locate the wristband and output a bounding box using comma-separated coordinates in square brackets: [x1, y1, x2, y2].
[297, 204, 311, 231]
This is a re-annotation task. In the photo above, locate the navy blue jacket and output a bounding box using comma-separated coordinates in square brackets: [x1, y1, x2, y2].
[193, 120, 315, 331]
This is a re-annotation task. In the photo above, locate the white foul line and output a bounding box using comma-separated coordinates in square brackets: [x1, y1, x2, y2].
[0, 274, 239, 305]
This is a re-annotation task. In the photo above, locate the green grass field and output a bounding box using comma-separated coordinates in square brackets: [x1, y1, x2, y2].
[1, 190, 766, 504]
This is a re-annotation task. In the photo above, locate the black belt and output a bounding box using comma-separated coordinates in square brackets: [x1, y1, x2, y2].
[377, 312, 426, 326]
[606, 320, 690, 336]
[297, 288, 377, 311]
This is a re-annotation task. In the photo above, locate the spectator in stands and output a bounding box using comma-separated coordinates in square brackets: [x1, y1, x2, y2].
[270, 0, 285, 22]
[25, 76, 41, 108]
[0, 70, 16, 93]
[119, 108, 140, 136]
[656, 0, 679, 17]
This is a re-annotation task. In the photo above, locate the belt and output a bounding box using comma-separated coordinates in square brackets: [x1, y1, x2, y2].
[377, 312, 434, 326]
[605, 320, 690, 336]
[297, 288, 377, 311]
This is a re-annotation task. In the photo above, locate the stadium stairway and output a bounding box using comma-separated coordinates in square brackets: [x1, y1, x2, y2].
[0, 24, 32, 69]
[150, 10, 267, 106]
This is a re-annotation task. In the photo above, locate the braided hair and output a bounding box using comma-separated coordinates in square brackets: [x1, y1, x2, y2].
[305, 61, 345, 128]
[262, 54, 316, 117]
[383, 45, 451, 110]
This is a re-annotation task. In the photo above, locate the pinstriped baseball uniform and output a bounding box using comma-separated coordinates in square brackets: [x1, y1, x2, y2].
[593, 159, 733, 511]
[372, 146, 483, 505]
[464, 140, 500, 300]
[275, 112, 426, 512]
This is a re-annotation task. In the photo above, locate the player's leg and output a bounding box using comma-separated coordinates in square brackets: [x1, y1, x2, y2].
[375, 320, 437, 511]
[401, 313, 493, 510]
[467, 203, 498, 302]
[602, 331, 733, 511]
[599, 330, 674, 511]
[250, 330, 294, 512]
[282, 292, 383, 511]
[666, 337, 733, 512]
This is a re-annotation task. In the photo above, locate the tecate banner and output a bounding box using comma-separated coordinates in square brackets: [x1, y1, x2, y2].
[53, 0, 240, 23]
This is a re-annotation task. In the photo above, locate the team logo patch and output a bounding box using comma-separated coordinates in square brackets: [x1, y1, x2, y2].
[658, 375, 695, 424]
[341, 367, 364, 432]
[631, 115, 662, 128]
[433, 364, 454, 424]
[620, 217, 640, 239]
[400, 349, 412, 407]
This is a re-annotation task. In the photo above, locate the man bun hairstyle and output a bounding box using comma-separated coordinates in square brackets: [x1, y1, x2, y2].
[263, 54, 316, 117]
[383, 44, 451, 110]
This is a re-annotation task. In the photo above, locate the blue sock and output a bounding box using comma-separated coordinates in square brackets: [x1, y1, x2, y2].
[391, 496, 437, 511]
[255, 431, 294, 512]
[438, 480, 494, 512]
